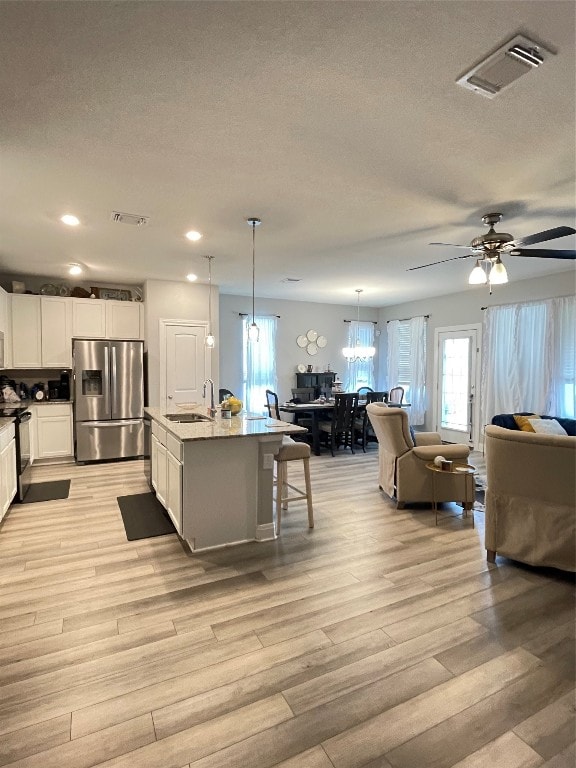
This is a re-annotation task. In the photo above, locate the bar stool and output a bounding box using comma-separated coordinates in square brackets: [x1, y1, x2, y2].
[274, 437, 314, 535]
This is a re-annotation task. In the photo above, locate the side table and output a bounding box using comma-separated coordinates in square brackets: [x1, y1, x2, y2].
[425, 462, 476, 527]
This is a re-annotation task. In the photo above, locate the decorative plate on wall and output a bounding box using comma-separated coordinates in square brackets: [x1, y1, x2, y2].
[317, 335, 327, 348]
[296, 335, 308, 348]
[307, 343, 318, 356]
[306, 329, 318, 342]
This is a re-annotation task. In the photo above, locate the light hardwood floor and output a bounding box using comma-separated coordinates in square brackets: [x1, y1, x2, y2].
[0, 449, 574, 768]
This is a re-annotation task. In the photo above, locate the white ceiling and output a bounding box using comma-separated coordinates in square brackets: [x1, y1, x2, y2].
[1, 1, 574, 307]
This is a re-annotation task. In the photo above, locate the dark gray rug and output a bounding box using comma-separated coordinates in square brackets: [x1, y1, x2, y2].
[117, 492, 176, 541]
[24, 480, 71, 503]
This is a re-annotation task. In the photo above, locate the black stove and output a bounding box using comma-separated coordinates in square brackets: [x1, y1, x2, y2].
[0, 404, 30, 418]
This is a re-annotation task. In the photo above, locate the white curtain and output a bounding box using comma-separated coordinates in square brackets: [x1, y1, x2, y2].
[386, 316, 427, 425]
[243, 316, 278, 414]
[482, 296, 575, 421]
[343, 320, 375, 391]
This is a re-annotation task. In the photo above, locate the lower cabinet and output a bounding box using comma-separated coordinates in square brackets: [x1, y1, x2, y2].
[32, 404, 74, 460]
[151, 425, 182, 533]
[0, 423, 17, 520]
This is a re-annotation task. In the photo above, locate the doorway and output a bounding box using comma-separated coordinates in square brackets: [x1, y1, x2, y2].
[160, 321, 211, 413]
[433, 325, 481, 447]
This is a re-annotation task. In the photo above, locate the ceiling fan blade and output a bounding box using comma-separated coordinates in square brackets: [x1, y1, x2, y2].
[429, 242, 470, 248]
[509, 226, 576, 248]
[509, 248, 576, 260]
[407, 254, 473, 271]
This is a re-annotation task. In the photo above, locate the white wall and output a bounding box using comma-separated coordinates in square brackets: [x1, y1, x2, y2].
[377, 270, 575, 431]
[144, 279, 218, 406]
[219, 294, 379, 404]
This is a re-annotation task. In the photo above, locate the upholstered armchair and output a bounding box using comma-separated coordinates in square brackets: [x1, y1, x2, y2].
[484, 425, 576, 571]
[366, 404, 471, 508]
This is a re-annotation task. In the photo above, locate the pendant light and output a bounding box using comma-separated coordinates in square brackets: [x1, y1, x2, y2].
[246, 217, 261, 342]
[342, 289, 376, 362]
[204, 255, 215, 349]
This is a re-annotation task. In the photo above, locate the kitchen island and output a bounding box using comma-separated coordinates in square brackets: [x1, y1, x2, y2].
[145, 406, 307, 551]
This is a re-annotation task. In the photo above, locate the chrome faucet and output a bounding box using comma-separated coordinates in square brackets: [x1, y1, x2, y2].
[203, 378, 216, 418]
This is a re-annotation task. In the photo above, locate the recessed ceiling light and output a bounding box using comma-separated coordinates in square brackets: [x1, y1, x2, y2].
[186, 273, 198, 282]
[185, 230, 202, 242]
[68, 263, 83, 275]
[61, 214, 80, 227]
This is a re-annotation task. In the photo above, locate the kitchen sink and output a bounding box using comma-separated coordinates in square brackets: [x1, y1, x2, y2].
[164, 413, 214, 423]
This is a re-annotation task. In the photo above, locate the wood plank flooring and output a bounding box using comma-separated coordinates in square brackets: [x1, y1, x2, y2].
[0, 449, 574, 767]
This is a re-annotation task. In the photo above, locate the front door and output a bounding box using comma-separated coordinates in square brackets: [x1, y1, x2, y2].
[162, 323, 209, 412]
[434, 325, 481, 447]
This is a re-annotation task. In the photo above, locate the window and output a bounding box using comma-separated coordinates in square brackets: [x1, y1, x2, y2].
[344, 320, 375, 391]
[482, 296, 575, 420]
[242, 316, 278, 414]
[386, 315, 427, 424]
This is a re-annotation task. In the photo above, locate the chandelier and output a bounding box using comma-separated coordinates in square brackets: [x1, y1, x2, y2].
[342, 289, 376, 362]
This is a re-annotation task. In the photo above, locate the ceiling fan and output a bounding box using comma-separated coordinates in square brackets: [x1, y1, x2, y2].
[408, 213, 576, 284]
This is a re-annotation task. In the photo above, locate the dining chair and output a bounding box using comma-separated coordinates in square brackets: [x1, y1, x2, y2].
[219, 388, 235, 403]
[388, 386, 405, 405]
[357, 386, 374, 397]
[356, 391, 389, 451]
[265, 389, 281, 419]
[319, 392, 359, 456]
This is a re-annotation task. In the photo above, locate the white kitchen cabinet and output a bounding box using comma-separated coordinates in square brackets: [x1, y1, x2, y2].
[0, 287, 9, 369]
[33, 404, 73, 460]
[151, 434, 167, 508]
[11, 295, 42, 367]
[166, 450, 182, 532]
[0, 423, 17, 520]
[72, 298, 107, 338]
[10, 295, 71, 368]
[106, 301, 142, 339]
[150, 422, 182, 533]
[41, 297, 72, 367]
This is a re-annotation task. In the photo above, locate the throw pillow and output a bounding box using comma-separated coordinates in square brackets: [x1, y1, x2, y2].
[530, 418, 568, 436]
[513, 414, 540, 432]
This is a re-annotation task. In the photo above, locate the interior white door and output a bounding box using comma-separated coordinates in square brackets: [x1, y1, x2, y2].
[435, 326, 480, 446]
[164, 324, 208, 412]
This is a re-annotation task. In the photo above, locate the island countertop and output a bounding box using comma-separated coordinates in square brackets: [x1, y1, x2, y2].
[144, 406, 307, 442]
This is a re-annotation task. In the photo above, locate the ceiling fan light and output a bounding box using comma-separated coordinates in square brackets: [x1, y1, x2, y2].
[489, 257, 508, 284]
[468, 260, 487, 284]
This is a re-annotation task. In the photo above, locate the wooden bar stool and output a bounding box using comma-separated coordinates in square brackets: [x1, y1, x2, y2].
[274, 437, 314, 535]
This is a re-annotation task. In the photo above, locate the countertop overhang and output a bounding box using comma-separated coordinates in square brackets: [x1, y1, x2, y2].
[145, 406, 308, 442]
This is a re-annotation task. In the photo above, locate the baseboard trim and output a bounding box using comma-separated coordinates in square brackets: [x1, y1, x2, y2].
[256, 522, 276, 542]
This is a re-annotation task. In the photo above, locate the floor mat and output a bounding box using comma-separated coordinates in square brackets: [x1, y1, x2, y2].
[24, 480, 71, 503]
[117, 492, 176, 541]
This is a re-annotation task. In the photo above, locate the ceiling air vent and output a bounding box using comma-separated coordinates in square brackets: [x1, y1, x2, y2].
[110, 211, 149, 226]
[281, 277, 302, 283]
[457, 34, 551, 99]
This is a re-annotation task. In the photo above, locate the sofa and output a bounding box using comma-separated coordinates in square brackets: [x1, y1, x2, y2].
[484, 423, 576, 572]
[366, 404, 471, 509]
[491, 412, 575, 436]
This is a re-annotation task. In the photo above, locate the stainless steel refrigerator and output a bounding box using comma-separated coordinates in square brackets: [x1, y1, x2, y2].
[73, 339, 144, 462]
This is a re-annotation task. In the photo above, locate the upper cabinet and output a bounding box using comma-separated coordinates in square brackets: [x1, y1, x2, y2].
[105, 301, 142, 339]
[11, 295, 42, 367]
[9, 295, 143, 368]
[72, 298, 142, 339]
[0, 286, 9, 369]
[42, 297, 72, 366]
[11, 295, 72, 368]
[72, 298, 107, 338]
